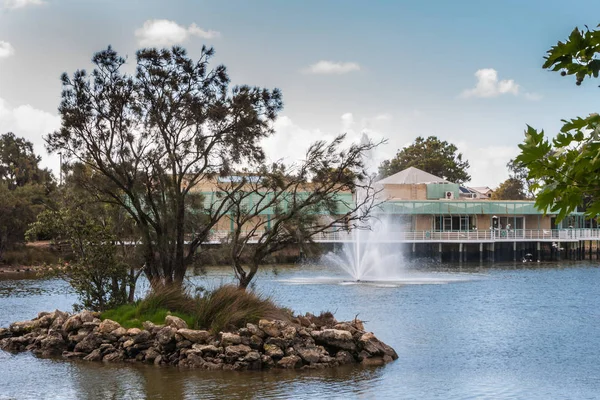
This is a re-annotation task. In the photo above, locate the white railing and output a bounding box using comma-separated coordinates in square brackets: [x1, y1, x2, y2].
[205, 228, 600, 243]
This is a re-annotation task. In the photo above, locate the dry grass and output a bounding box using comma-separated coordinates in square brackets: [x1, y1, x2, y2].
[195, 285, 291, 333]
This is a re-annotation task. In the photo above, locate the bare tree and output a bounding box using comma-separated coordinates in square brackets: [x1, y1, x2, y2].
[218, 134, 382, 289]
[46, 45, 282, 287]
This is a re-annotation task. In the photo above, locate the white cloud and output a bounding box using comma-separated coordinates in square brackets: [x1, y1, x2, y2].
[303, 61, 361, 75]
[0, 41, 15, 58]
[461, 68, 520, 98]
[524, 92, 543, 101]
[341, 112, 354, 131]
[135, 19, 220, 47]
[2, 0, 44, 9]
[0, 97, 61, 175]
[457, 141, 520, 187]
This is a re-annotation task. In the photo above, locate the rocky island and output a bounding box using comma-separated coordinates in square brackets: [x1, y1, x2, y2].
[0, 310, 398, 371]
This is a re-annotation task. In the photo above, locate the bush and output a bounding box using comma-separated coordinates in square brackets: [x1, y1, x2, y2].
[195, 285, 290, 333]
[102, 284, 292, 333]
[0, 244, 60, 266]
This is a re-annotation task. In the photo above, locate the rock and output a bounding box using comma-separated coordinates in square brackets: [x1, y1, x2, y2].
[225, 344, 251, 359]
[142, 321, 160, 332]
[246, 323, 266, 338]
[156, 327, 176, 345]
[335, 350, 356, 365]
[102, 351, 124, 362]
[281, 326, 297, 340]
[0, 328, 12, 339]
[83, 348, 103, 361]
[79, 310, 96, 323]
[73, 333, 102, 354]
[263, 343, 284, 359]
[67, 329, 90, 344]
[40, 331, 66, 354]
[37, 314, 54, 329]
[358, 332, 398, 360]
[295, 345, 325, 364]
[277, 355, 302, 369]
[9, 320, 38, 335]
[112, 327, 127, 338]
[265, 337, 288, 349]
[243, 351, 261, 362]
[258, 320, 281, 337]
[62, 351, 87, 359]
[62, 315, 83, 332]
[83, 321, 101, 330]
[261, 354, 275, 368]
[312, 329, 356, 351]
[177, 329, 211, 344]
[220, 332, 241, 346]
[127, 328, 142, 336]
[97, 319, 121, 334]
[249, 335, 263, 349]
[144, 347, 161, 362]
[176, 340, 192, 349]
[132, 330, 151, 344]
[192, 344, 220, 356]
[122, 339, 134, 348]
[165, 315, 188, 330]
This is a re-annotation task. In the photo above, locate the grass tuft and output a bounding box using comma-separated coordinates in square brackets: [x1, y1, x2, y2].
[102, 284, 292, 333]
[195, 284, 290, 333]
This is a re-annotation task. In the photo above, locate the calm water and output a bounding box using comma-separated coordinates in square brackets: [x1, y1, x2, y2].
[1, 263, 600, 399]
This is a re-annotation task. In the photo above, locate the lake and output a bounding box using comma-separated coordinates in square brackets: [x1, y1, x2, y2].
[1, 262, 599, 399]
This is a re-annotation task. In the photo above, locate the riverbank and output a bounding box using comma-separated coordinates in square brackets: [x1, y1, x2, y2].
[0, 310, 397, 371]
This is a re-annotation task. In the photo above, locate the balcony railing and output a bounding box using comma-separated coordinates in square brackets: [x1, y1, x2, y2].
[205, 228, 600, 243]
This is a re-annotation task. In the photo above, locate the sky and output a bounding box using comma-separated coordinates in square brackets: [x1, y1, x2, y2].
[1, 0, 599, 187]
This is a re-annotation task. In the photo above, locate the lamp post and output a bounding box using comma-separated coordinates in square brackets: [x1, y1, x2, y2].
[492, 215, 498, 240]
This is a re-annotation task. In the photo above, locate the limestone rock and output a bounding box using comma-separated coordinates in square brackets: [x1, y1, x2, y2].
[62, 315, 83, 332]
[97, 319, 121, 334]
[220, 332, 241, 346]
[73, 333, 102, 354]
[165, 315, 188, 330]
[277, 355, 301, 369]
[178, 329, 211, 344]
[156, 326, 176, 345]
[10, 320, 38, 335]
[358, 332, 398, 360]
[225, 344, 252, 359]
[258, 319, 281, 337]
[312, 329, 356, 351]
[263, 343, 284, 359]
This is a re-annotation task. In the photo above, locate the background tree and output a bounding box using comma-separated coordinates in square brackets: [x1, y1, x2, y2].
[219, 135, 381, 289]
[506, 158, 536, 199]
[491, 178, 527, 200]
[46, 45, 282, 287]
[378, 136, 471, 184]
[0, 132, 54, 261]
[517, 25, 600, 221]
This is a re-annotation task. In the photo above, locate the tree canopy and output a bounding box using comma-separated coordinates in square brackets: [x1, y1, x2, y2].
[46, 45, 283, 287]
[378, 136, 470, 184]
[0, 133, 53, 261]
[491, 178, 527, 200]
[516, 25, 600, 221]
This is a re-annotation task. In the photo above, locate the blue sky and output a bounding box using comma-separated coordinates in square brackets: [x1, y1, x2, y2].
[1, 0, 599, 186]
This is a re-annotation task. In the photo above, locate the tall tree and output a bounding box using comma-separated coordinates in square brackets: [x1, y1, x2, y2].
[0, 133, 53, 261]
[378, 136, 471, 184]
[46, 45, 282, 287]
[517, 25, 600, 221]
[219, 135, 381, 289]
[506, 158, 536, 199]
[491, 178, 527, 200]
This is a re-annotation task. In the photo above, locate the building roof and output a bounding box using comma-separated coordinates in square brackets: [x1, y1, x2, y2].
[469, 186, 494, 194]
[376, 166, 450, 185]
